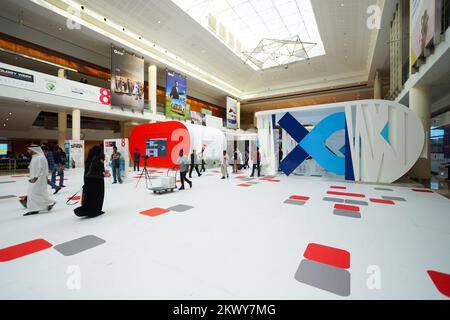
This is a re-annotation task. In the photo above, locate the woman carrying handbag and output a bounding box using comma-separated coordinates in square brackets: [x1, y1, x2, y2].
[74, 145, 106, 218]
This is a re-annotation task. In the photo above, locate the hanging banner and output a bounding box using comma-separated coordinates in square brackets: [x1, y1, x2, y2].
[111, 47, 144, 112]
[226, 96, 238, 129]
[190, 110, 206, 126]
[103, 138, 129, 180]
[165, 69, 188, 119]
[411, 0, 442, 68]
[0, 62, 110, 105]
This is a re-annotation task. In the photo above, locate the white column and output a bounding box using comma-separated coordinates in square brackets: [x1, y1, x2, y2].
[148, 64, 157, 118]
[236, 101, 241, 130]
[72, 109, 81, 141]
[409, 86, 431, 180]
[58, 112, 67, 147]
[374, 71, 383, 99]
[57, 69, 67, 146]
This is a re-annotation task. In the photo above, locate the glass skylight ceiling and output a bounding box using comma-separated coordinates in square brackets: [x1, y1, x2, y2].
[171, 0, 326, 70]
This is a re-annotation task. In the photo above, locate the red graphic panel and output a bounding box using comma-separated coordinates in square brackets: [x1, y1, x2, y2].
[290, 195, 310, 201]
[303, 243, 351, 269]
[140, 208, 171, 217]
[427, 270, 450, 298]
[129, 121, 190, 169]
[334, 204, 360, 212]
[237, 184, 252, 187]
[370, 198, 395, 205]
[0, 239, 53, 262]
[327, 191, 365, 198]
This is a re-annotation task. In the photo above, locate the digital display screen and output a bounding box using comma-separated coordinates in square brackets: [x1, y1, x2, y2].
[146, 139, 167, 157]
[0, 143, 8, 155]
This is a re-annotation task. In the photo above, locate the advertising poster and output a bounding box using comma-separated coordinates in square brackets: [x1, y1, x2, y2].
[201, 108, 212, 116]
[226, 96, 238, 129]
[104, 138, 129, 180]
[111, 47, 144, 112]
[410, 0, 441, 68]
[64, 140, 84, 169]
[0, 62, 111, 105]
[165, 70, 188, 119]
[190, 110, 206, 126]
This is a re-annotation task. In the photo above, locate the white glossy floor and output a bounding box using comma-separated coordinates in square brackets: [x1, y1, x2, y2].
[0, 167, 449, 299]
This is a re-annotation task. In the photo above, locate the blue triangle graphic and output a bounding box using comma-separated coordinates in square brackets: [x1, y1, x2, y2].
[381, 122, 389, 144]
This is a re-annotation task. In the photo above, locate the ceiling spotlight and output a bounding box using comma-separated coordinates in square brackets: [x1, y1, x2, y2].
[157, 21, 161, 24]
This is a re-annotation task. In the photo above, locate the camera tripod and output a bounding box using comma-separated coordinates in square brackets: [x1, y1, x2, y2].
[135, 157, 153, 189]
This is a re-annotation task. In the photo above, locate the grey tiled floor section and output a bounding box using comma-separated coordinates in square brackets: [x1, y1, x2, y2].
[375, 187, 393, 191]
[166, 204, 194, 212]
[53, 235, 106, 256]
[0, 181, 16, 184]
[294, 259, 351, 297]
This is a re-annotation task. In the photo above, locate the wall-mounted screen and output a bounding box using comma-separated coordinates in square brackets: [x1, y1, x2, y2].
[0, 143, 7, 155]
[146, 138, 167, 157]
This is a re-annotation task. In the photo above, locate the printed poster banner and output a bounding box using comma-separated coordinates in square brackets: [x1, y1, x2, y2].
[0, 62, 111, 105]
[190, 110, 206, 126]
[165, 70, 188, 119]
[111, 47, 145, 112]
[104, 138, 129, 180]
[226, 96, 238, 129]
[410, 0, 441, 68]
[64, 140, 85, 169]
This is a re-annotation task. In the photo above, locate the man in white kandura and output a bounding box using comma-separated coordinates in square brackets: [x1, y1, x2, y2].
[24, 145, 56, 216]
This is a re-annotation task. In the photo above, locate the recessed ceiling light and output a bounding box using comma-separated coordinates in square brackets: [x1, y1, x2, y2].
[157, 21, 161, 24]
[6, 118, 9, 121]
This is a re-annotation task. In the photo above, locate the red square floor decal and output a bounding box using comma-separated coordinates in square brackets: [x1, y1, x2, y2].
[290, 195, 310, 201]
[237, 184, 252, 187]
[412, 189, 434, 193]
[140, 208, 170, 217]
[235, 176, 247, 179]
[370, 198, 395, 205]
[327, 191, 365, 198]
[0, 239, 53, 262]
[334, 204, 360, 212]
[331, 186, 347, 190]
[68, 196, 81, 201]
[427, 270, 450, 298]
[266, 179, 280, 182]
[303, 243, 350, 269]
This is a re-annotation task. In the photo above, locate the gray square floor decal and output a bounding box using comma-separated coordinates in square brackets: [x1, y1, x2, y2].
[167, 204, 194, 212]
[242, 178, 256, 181]
[54, 235, 106, 256]
[333, 209, 361, 219]
[0, 181, 16, 184]
[375, 187, 393, 191]
[323, 197, 344, 203]
[246, 182, 259, 185]
[381, 196, 406, 202]
[294, 259, 350, 296]
[0, 195, 16, 200]
[284, 199, 306, 206]
[345, 199, 368, 206]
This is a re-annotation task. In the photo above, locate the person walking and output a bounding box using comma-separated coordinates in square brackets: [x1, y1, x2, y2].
[221, 150, 229, 179]
[51, 146, 66, 188]
[189, 149, 202, 178]
[42, 145, 61, 194]
[199, 149, 206, 173]
[74, 145, 106, 218]
[232, 149, 238, 174]
[244, 150, 249, 169]
[23, 145, 56, 216]
[133, 148, 141, 172]
[110, 146, 122, 184]
[178, 149, 192, 190]
[250, 147, 261, 177]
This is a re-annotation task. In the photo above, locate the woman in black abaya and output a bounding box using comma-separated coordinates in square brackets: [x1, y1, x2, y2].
[74, 145, 105, 218]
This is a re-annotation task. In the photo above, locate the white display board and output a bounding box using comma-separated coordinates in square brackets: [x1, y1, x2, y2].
[183, 122, 226, 163]
[0, 62, 111, 105]
[65, 140, 85, 169]
[104, 138, 130, 180]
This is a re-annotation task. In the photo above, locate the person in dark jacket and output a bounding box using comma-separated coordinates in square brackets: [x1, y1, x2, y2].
[74, 145, 105, 218]
[42, 145, 61, 194]
[51, 146, 66, 188]
[133, 148, 141, 172]
[189, 149, 202, 178]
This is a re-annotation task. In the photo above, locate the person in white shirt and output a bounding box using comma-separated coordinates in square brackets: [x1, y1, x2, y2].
[221, 150, 229, 179]
[23, 145, 56, 216]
